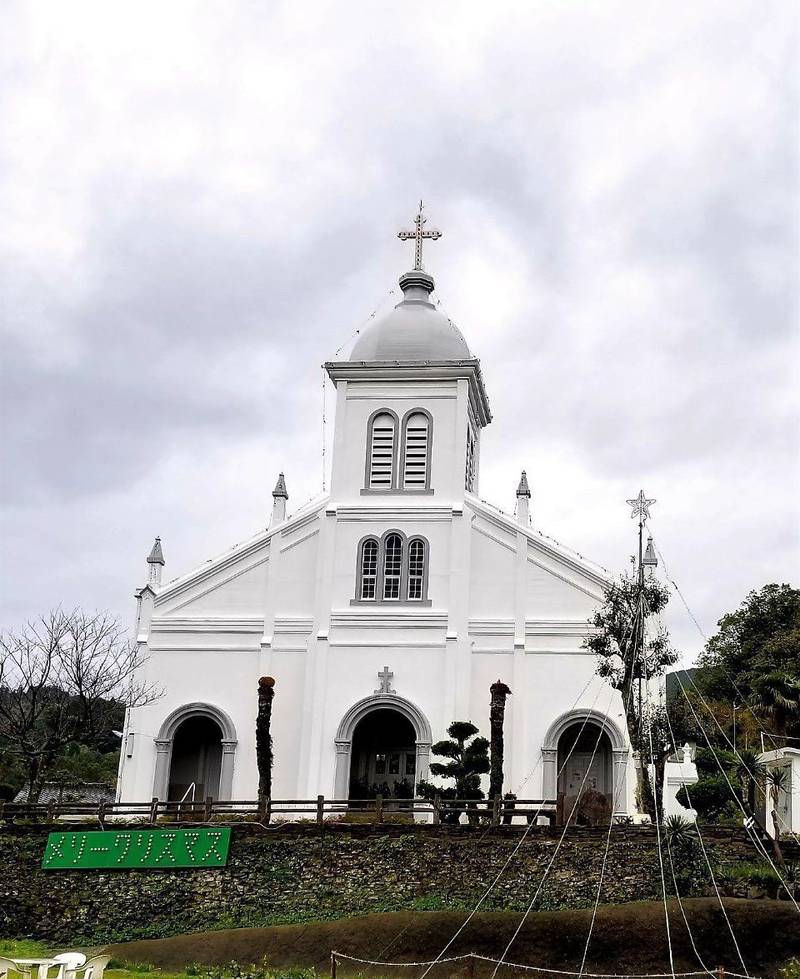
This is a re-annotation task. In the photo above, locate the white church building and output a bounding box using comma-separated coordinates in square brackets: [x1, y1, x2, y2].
[118, 214, 638, 817]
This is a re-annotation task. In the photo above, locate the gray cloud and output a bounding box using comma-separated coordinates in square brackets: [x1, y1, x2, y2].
[0, 0, 797, 659]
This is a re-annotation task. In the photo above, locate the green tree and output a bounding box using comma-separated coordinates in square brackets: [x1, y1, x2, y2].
[696, 584, 800, 742]
[585, 572, 680, 822]
[418, 720, 490, 824]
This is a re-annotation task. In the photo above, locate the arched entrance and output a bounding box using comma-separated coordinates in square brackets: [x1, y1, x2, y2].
[349, 708, 417, 799]
[541, 709, 629, 820]
[168, 715, 223, 801]
[557, 721, 612, 821]
[152, 703, 237, 801]
[334, 693, 432, 800]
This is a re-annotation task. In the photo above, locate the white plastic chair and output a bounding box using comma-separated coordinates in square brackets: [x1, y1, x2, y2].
[75, 956, 109, 979]
[52, 954, 87, 979]
[0, 959, 34, 979]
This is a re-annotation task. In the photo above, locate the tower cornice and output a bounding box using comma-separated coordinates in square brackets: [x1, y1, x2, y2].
[324, 359, 492, 427]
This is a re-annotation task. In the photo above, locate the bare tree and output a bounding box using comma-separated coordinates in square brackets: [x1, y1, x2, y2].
[0, 608, 160, 802]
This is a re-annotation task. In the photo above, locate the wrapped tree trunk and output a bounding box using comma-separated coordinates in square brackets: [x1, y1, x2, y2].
[256, 676, 275, 799]
[489, 680, 512, 802]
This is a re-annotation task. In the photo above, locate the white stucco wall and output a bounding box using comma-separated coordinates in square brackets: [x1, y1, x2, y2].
[119, 359, 634, 814]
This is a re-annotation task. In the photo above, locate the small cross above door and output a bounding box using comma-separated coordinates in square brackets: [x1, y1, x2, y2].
[375, 666, 395, 694]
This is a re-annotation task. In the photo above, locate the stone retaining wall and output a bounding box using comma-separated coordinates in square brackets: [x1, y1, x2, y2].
[1, 823, 792, 944]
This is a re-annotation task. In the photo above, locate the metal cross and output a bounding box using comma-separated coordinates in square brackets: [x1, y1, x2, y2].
[398, 201, 442, 271]
[626, 489, 656, 523]
[375, 666, 395, 694]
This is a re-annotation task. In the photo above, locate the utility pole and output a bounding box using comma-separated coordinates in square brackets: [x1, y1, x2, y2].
[626, 490, 657, 813]
[627, 491, 657, 725]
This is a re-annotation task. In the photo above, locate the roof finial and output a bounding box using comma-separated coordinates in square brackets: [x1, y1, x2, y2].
[397, 202, 441, 299]
[272, 473, 288, 499]
[147, 537, 165, 565]
[516, 471, 531, 527]
[270, 473, 288, 527]
[398, 200, 442, 272]
[146, 537, 164, 587]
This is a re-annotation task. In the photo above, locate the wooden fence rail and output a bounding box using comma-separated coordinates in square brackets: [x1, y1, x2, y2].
[0, 795, 560, 826]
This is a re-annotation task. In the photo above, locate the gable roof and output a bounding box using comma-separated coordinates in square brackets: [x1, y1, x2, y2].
[153, 494, 329, 605]
[466, 493, 610, 592]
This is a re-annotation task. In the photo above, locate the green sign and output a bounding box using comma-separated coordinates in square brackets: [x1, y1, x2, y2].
[42, 828, 231, 870]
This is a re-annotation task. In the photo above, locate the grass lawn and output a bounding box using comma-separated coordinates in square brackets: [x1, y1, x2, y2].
[0, 941, 203, 979]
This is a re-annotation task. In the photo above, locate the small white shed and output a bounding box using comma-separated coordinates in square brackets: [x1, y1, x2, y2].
[757, 746, 799, 838]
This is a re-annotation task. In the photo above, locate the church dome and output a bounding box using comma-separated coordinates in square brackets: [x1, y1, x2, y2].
[349, 270, 473, 362]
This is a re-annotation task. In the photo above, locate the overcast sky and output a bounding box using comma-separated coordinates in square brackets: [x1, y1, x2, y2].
[1, 1, 798, 663]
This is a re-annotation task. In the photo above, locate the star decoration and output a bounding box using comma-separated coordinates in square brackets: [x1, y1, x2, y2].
[626, 490, 656, 522]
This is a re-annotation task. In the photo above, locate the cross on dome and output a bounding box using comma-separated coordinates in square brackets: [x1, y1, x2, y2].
[398, 201, 442, 271]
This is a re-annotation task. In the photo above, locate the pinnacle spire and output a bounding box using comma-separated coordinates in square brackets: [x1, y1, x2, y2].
[147, 537, 165, 565]
[146, 537, 165, 587]
[515, 471, 531, 526]
[270, 473, 288, 527]
[272, 473, 288, 499]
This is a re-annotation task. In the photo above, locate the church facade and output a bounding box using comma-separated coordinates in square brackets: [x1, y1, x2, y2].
[118, 223, 635, 816]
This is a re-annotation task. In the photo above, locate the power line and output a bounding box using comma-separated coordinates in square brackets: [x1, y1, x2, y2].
[489, 687, 620, 979]
[418, 680, 614, 979]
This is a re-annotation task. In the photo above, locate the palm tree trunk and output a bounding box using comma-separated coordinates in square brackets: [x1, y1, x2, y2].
[256, 676, 275, 800]
[489, 680, 511, 802]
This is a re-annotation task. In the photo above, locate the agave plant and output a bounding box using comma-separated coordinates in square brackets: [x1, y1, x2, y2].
[761, 763, 790, 866]
[665, 813, 694, 847]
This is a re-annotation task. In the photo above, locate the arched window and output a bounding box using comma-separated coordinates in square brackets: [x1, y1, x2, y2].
[382, 533, 403, 600]
[401, 411, 431, 490]
[352, 532, 430, 604]
[407, 538, 426, 601]
[367, 411, 397, 490]
[359, 538, 379, 600]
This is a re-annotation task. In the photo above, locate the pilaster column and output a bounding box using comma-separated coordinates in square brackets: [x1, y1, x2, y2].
[415, 741, 432, 784]
[443, 634, 458, 725]
[152, 740, 171, 800]
[541, 747, 558, 801]
[219, 740, 237, 800]
[334, 740, 351, 799]
[260, 531, 284, 678]
[612, 748, 630, 815]
[509, 525, 527, 791]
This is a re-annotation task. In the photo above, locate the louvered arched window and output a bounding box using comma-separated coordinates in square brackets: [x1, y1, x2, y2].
[382, 533, 403, 600]
[367, 411, 397, 490]
[407, 538, 426, 601]
[401, 411, 431, 490]
[359, 538, 379, 600]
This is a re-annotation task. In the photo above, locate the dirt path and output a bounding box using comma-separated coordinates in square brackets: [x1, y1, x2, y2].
[110, 899, 799, 978]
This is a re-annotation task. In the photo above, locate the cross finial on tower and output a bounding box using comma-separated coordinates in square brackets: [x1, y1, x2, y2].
[398, 201, 442, 272]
